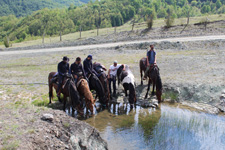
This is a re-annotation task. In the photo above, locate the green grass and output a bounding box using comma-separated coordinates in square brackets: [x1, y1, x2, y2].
[1, 14, 225, 49]
[162, 91, 179, 102]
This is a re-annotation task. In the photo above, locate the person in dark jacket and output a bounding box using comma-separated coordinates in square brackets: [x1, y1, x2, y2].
[57, 56, 69, 96]
[70, 57, 87, 84]
[143, 45, 157, 80]
[83, 55, 97, 77]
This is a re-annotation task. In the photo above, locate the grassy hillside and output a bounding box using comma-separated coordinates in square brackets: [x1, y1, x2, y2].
[0, 0, 225, 47]
[0, 0, 87, 17]
[1, 14, 225, 49]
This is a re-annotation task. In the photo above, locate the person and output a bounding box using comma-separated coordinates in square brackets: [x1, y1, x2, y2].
[143, 45, 157, 80]
[83, 55, 98, 77]
[70, 57, 87, 84]
[108, 60, 124, 96]
[57, 56, 69, 97]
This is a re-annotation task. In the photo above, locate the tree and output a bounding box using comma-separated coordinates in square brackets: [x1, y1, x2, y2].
[216, 0, 222, 9]
[165, 13, 174, 28]
[55, 10, 74, 41]
[40, 9, 52, 44]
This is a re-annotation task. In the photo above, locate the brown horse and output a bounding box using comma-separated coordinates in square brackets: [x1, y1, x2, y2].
[139, 57, 147, 85]
[48, 72, 81, 111]
[76, 77, 96, 114]
[139, 58, 162, 103]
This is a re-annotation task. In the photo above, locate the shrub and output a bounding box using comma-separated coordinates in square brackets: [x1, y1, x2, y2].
[3, 36, 10, 48]
[165, 14, 174, 28]
[147, 14, 154, 29]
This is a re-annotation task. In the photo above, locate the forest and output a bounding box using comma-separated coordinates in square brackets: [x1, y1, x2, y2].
[0, 0, 89, 17]
[0, 0, 225, 45]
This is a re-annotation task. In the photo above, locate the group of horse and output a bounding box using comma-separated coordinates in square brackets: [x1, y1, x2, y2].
[48, 58, 162, 115]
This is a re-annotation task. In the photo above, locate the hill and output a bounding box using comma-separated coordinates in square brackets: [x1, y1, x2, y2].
[1, 0, 225, 46]
[0, 0, 89, 17]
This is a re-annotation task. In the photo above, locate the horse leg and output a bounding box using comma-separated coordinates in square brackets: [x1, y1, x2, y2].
[151, 81, 155, 96]
[140, 69, 143, 85]
[63, 96, 66, 111]
[48, 82, 53, 104]
[125, 89, 128, 97]
[145, 79, 151, 99]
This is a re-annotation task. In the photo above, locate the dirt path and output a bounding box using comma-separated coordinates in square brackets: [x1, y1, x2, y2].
[1, 35, 225, 55]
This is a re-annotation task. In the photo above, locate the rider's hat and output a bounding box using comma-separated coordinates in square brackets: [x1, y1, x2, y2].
[88, 55, 92, 59]
[63, 56, 69, 61]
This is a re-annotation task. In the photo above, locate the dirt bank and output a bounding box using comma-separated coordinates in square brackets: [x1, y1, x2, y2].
[0, 89, 108, 150]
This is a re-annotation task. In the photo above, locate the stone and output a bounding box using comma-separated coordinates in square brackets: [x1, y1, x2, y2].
[41, 113, 54, 121]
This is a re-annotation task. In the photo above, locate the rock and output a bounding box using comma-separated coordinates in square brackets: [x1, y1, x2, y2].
[69, 125, 108, 150]
[0, 48, 3, 51]
[41, 113, 54, 121]
[181, 101, 220, 114]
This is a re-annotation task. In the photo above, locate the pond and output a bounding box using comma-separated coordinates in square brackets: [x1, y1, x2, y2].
[79, 103, 225, 150]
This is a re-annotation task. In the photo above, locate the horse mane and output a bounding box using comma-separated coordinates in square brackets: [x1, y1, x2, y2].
[117, 65, 124, 85]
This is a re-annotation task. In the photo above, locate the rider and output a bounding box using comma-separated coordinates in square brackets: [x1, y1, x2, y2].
[70, 57, 87, 84]
[83, 55, 98, 77]
[143, 45, 157, 80]
[57, 56, 70, 97]
[108, 60, 123, 96]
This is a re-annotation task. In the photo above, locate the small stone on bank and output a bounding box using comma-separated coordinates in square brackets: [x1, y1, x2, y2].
[41, 113, 54, 121]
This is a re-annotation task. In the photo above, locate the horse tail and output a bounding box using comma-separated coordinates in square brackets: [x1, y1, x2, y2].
[156, 74, 162, 91]
[48, 73, 54, 103]
[156, 73, 162, 103]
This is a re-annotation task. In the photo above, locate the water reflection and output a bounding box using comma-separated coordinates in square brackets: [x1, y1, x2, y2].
[84, 104, 225, 150]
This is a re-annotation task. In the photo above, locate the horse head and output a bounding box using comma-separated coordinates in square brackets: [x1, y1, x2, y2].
[117, 65, 124, 85]
[68, 79, 81, 109]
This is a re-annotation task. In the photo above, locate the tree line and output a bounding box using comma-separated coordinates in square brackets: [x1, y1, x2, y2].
[1, 0, 225, 46]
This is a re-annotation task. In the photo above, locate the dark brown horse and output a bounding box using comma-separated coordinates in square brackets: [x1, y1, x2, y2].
[97, 73, 110, 106]
[139, 58, 162, 103]
[48, 72, 81, 111]
[139, 57, 147, 85]
[76, 77, 96, 114]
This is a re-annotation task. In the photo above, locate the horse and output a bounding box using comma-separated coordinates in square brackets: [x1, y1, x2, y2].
[48, 72, 81, 111]
[117, 65, 137, 105]
[93, 62, 110, 106]
[139, 57, 147, 85]
[144, 65, 162, 103]
[88, 73, 106, 106]
[76, 76, 96, 114]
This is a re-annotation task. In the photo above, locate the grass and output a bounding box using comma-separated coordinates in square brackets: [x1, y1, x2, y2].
[62, 122, 70, 128]
[1, 14, 225, 49]
[162, 91, 179, 102]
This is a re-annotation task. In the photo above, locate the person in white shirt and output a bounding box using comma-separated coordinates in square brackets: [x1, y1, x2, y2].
[108, 60, 124, 96]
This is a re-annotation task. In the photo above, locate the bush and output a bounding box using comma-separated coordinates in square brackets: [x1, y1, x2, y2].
[3, 36, 10, 48]
[147, 14, 154, 29]
[165, 14, 174, 28]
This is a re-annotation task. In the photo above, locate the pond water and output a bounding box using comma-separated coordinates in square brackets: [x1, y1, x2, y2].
[78, 103, 225, 150]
